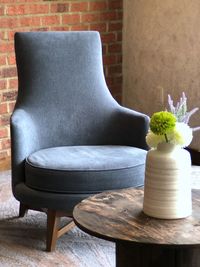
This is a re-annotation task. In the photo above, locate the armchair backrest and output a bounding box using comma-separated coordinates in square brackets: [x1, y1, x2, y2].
[14, 31, 117, 147]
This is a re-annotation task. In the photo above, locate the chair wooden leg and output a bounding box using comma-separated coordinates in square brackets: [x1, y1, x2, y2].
[18, 205, 75, 251]
[46, 210, 75, 252]
[46, 210, 60, 252]
[19, 203, 29, 217]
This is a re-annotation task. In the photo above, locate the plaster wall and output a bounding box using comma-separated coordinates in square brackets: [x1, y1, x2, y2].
[123, 0, 200, 150]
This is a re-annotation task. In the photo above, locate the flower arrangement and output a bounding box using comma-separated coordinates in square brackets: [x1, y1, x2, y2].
[146, 92, 199, 149]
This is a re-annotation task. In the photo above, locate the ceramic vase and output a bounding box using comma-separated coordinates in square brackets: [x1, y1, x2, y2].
[143, 143, 192, 219]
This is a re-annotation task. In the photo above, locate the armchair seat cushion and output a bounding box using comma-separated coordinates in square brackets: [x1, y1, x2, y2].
[25, 145, 147, 194]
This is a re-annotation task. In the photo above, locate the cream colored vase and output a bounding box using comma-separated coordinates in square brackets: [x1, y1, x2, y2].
[143, 143, 192, 219]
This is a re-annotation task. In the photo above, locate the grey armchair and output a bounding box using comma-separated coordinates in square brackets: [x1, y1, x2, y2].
[11, 31, 149, 251]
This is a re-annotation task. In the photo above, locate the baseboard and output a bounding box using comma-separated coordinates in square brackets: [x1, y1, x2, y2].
[186, 148, 200, 166]
[0, 156, 11, 171]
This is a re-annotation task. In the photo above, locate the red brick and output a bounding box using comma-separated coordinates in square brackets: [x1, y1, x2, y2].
[0, 103, 8, 114]
[101, 33, 116, 43]
[7, 31, 16, 41]
[117, 10, 123, 20]
[113, 76, 122, 85]
[31, 27, 48, 32]
[0, 0, 15, 3]
[0, 115, 10, 126]
[0, 18, 18, 28]
[25, 4, 49, 15]
[0, 80, 6, 90]
[81, 13, 100, 23]
[116, 54, 122, 63]
[108, 0, 122, 9]
[63, 14, 80, 24]
[109, 22, 122, 31]
[70, 2, 88, 12]
[108, 43, 122, 53]
[0, 56, 6, 66]
[89, 1, 107, 11]
[106, 77, 122, 94]
[0, 32, 3, 40]
[8, 102, 16, 113]
[17, 0, 41, 2]
[108, 65, 122, 75]
[89, 23, 106, 32]
[70, 24, 88, 31]
[2, 91, 17, 101]
[19, 16, 41, 27]
[9, 79, 18, 89]
[6, 5, 25, 15]
[103, 55, 116, 65]
[0, 6, 4, 15]
[50, 3, 69, 13]
[1, 67, 17, 78]
[99, 11, 117, 21]
[51, 26, 69, 31]
[1, 139, 10, 150]
[0, 128, 8, 139]
[7, 54, 16, 65]
[0, 151, 8, 160]
[117, 31, 122, 41]
[41, 15, 60, 26]
[0, 43, 14, 53]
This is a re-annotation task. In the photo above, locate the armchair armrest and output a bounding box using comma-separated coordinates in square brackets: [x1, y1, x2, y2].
[114, 105, 150, 149]
[10, 108, 40, 187]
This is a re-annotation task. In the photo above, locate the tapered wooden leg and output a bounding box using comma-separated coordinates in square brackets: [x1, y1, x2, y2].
[19, 203, 29, 217]
[18, 204, 75, 251]
[46, 210, 60, 252]
[46, 210, 75, 252]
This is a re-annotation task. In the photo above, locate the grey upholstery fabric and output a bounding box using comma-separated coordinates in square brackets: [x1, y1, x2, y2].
[25, 145, 146, 193]
[11, 31, 149, 213]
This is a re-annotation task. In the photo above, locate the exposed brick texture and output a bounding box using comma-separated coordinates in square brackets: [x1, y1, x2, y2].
[0, 0, 123, 169]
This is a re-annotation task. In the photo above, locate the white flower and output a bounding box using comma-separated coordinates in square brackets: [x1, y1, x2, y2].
[146, 130, 165, 148]
[169, 122, 193, 148]
[146, 93, 196, 149]
[146, 123, 193, 149]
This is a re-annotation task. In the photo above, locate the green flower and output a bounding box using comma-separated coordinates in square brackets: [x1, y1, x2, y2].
[150, 111, 176, 135]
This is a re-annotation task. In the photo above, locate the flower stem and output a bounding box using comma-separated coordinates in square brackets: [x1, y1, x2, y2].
[164, 134, 169, 143]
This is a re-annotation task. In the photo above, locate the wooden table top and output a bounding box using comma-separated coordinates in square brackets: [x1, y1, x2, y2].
[73, 188, 200, 247]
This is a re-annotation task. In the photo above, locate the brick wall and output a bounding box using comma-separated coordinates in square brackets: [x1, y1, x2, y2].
[0, 0, 123, 170]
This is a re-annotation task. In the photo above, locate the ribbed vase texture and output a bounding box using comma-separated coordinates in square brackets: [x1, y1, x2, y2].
[143, 143, 192, 219]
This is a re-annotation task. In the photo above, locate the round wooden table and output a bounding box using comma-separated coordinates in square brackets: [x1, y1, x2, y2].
[73, 188, 200, 267]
